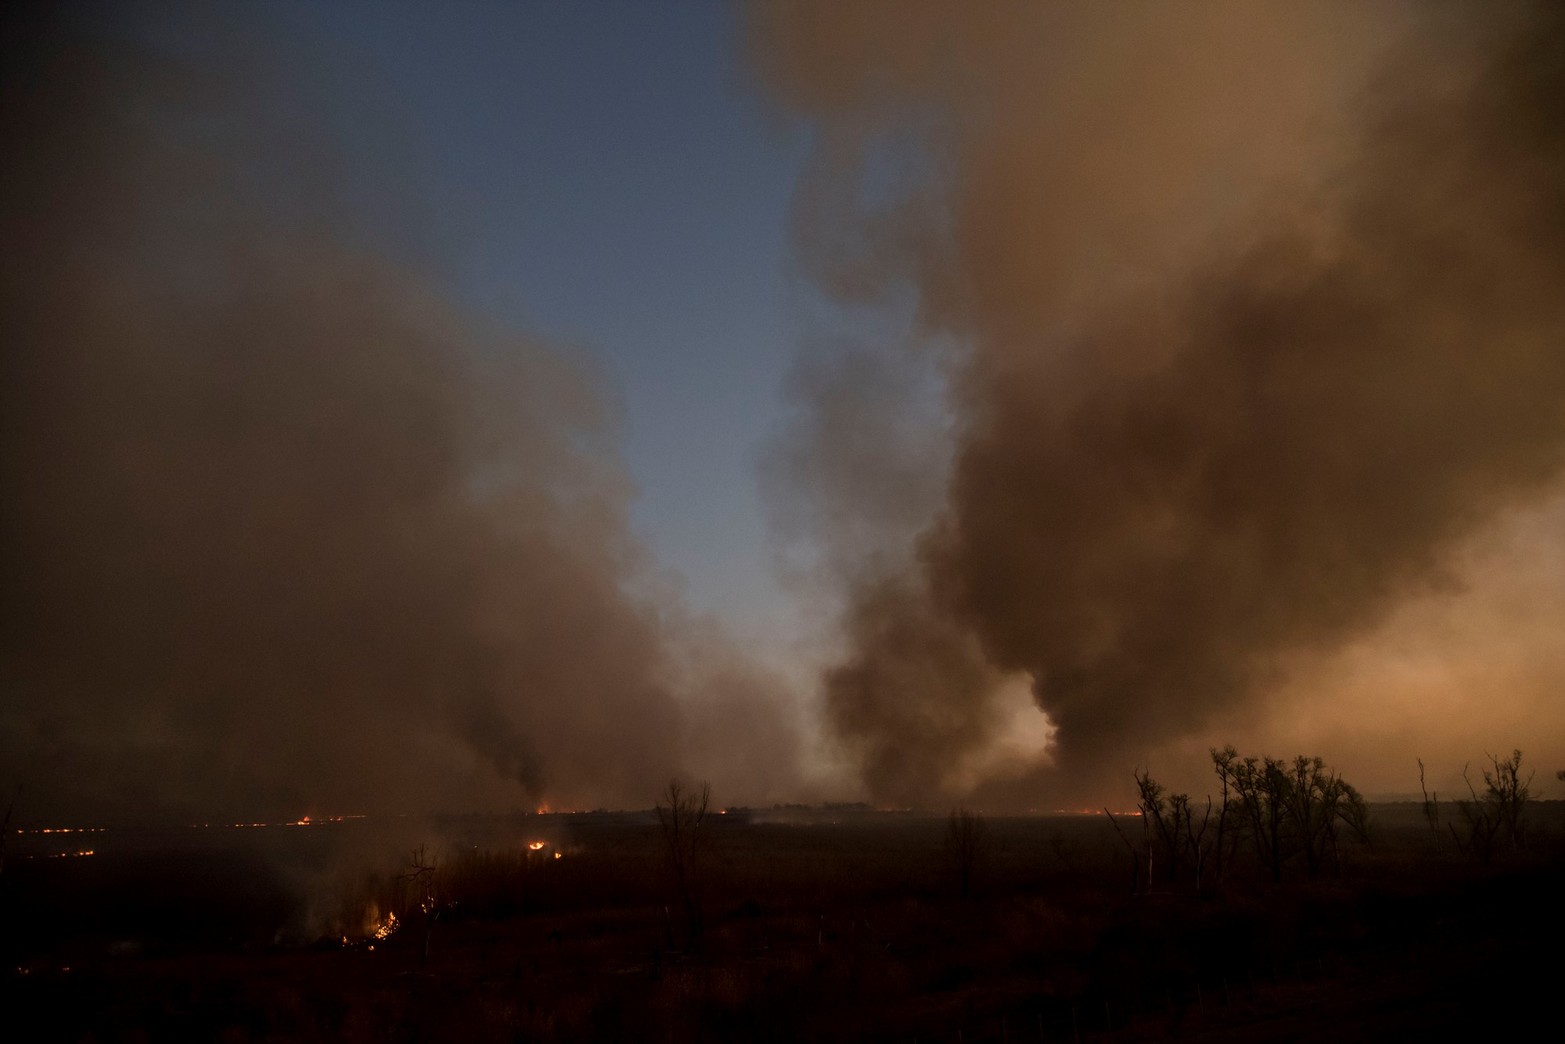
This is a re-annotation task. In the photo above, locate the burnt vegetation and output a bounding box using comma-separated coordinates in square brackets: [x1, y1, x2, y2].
[4, 752, 1562, 1041]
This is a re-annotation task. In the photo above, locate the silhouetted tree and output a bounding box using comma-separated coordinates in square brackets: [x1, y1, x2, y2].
[1282, 755, 1368, 876]
[1207, 749, 1366, 881]
[401, 843, 441, 965]
[944, 807, 989, 898]
[1134, 770, 1168, 885]
[656, 778, 710, 945]
[0, 785, 17, 881]
[1183, 794, 1214, 890]
[1133, 773, 1178, 882]
[1456, 750, 1532, 860]
[1418, 758, 1442, 846]
[1225, 755, 1288, 881]
[1211, 746, 1240, 884]
[1133, 771, 1211, 889]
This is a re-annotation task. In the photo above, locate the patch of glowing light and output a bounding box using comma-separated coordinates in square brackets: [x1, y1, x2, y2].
[21, 827, 106, 835]
[945, 674, 1057, 793]
[373, 911, 398, 940]
[187, 814, 364, 830]
[528, 841, 546, 851]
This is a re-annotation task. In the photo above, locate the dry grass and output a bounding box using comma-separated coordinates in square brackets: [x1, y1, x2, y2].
[5, 804, 1563, 1040]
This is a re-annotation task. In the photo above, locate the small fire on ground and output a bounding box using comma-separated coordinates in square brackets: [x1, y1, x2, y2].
[341, 908, 399, 951]
[527, 840, 564, 859]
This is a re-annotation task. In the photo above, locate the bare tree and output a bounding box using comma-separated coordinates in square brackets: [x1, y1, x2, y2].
[1211, 746, 1239, 885]
[1128, 771, 1214, 891]
[1134, 770, 1167, 885]
[1104, 805, 1141, 893]
[1134, 770, 1200, 886]
[1418, 758, 1442, 845]
[656, 778, 710, 945]
[944, 807, 989, 898]
[0, 785, 17, 881]
[1456, 750, 1533, 860]
[1183, 796, 1214, 891]
[1206, 749, 1367, 881]
[1280, 755, 1368, 876]
[1483, 750, 1531, 849]
[1226, 755, 1288, 882]
[401, 843, 441, 965]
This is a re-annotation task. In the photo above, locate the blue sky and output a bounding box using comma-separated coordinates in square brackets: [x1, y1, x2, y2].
[265, 1, 812, 647]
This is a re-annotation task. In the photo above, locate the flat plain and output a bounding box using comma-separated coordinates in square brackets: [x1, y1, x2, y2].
[4, 802, 1561, 1041]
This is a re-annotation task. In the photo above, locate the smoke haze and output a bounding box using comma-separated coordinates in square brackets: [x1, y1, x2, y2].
[1, 4, 798, 824]
[6, 4, 1563, 824]
[754, 3, 1565, 805]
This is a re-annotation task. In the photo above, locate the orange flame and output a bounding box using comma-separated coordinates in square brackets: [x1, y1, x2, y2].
[373, 911, 399, 940]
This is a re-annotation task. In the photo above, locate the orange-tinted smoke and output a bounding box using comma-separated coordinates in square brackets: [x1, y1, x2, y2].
[755, 3, 1565, 805]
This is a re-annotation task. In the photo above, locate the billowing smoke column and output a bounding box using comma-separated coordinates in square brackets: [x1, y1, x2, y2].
[755, 4, 1565, 805]
[0, 5, 797, 823]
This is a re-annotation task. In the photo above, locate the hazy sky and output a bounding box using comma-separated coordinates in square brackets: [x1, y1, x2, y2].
[266, 0, 813, 648]
[5, 2, 1563, 821]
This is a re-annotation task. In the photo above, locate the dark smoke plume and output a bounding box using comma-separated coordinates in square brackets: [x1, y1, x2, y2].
[1, 4, 797, 824]
[755, 3, 1565, 805]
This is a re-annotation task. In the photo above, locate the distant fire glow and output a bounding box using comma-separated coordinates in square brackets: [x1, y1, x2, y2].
[18, 827, 106, 835]
[185, 815, 365, 830]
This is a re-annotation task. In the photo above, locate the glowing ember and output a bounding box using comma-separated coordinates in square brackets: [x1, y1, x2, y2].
[553, 851, 562, 860]
[528, 841, 546, 851]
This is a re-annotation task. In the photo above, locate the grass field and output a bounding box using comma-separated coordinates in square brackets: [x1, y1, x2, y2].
[4, 802, 1562, 1041]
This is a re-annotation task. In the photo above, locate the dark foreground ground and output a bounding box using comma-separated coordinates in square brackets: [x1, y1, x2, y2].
[3, 803, 1562, 1041]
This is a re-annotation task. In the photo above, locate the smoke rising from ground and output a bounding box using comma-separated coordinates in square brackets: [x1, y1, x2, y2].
[755, 3, 1565, 805]
[1, 5, 798, 824]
